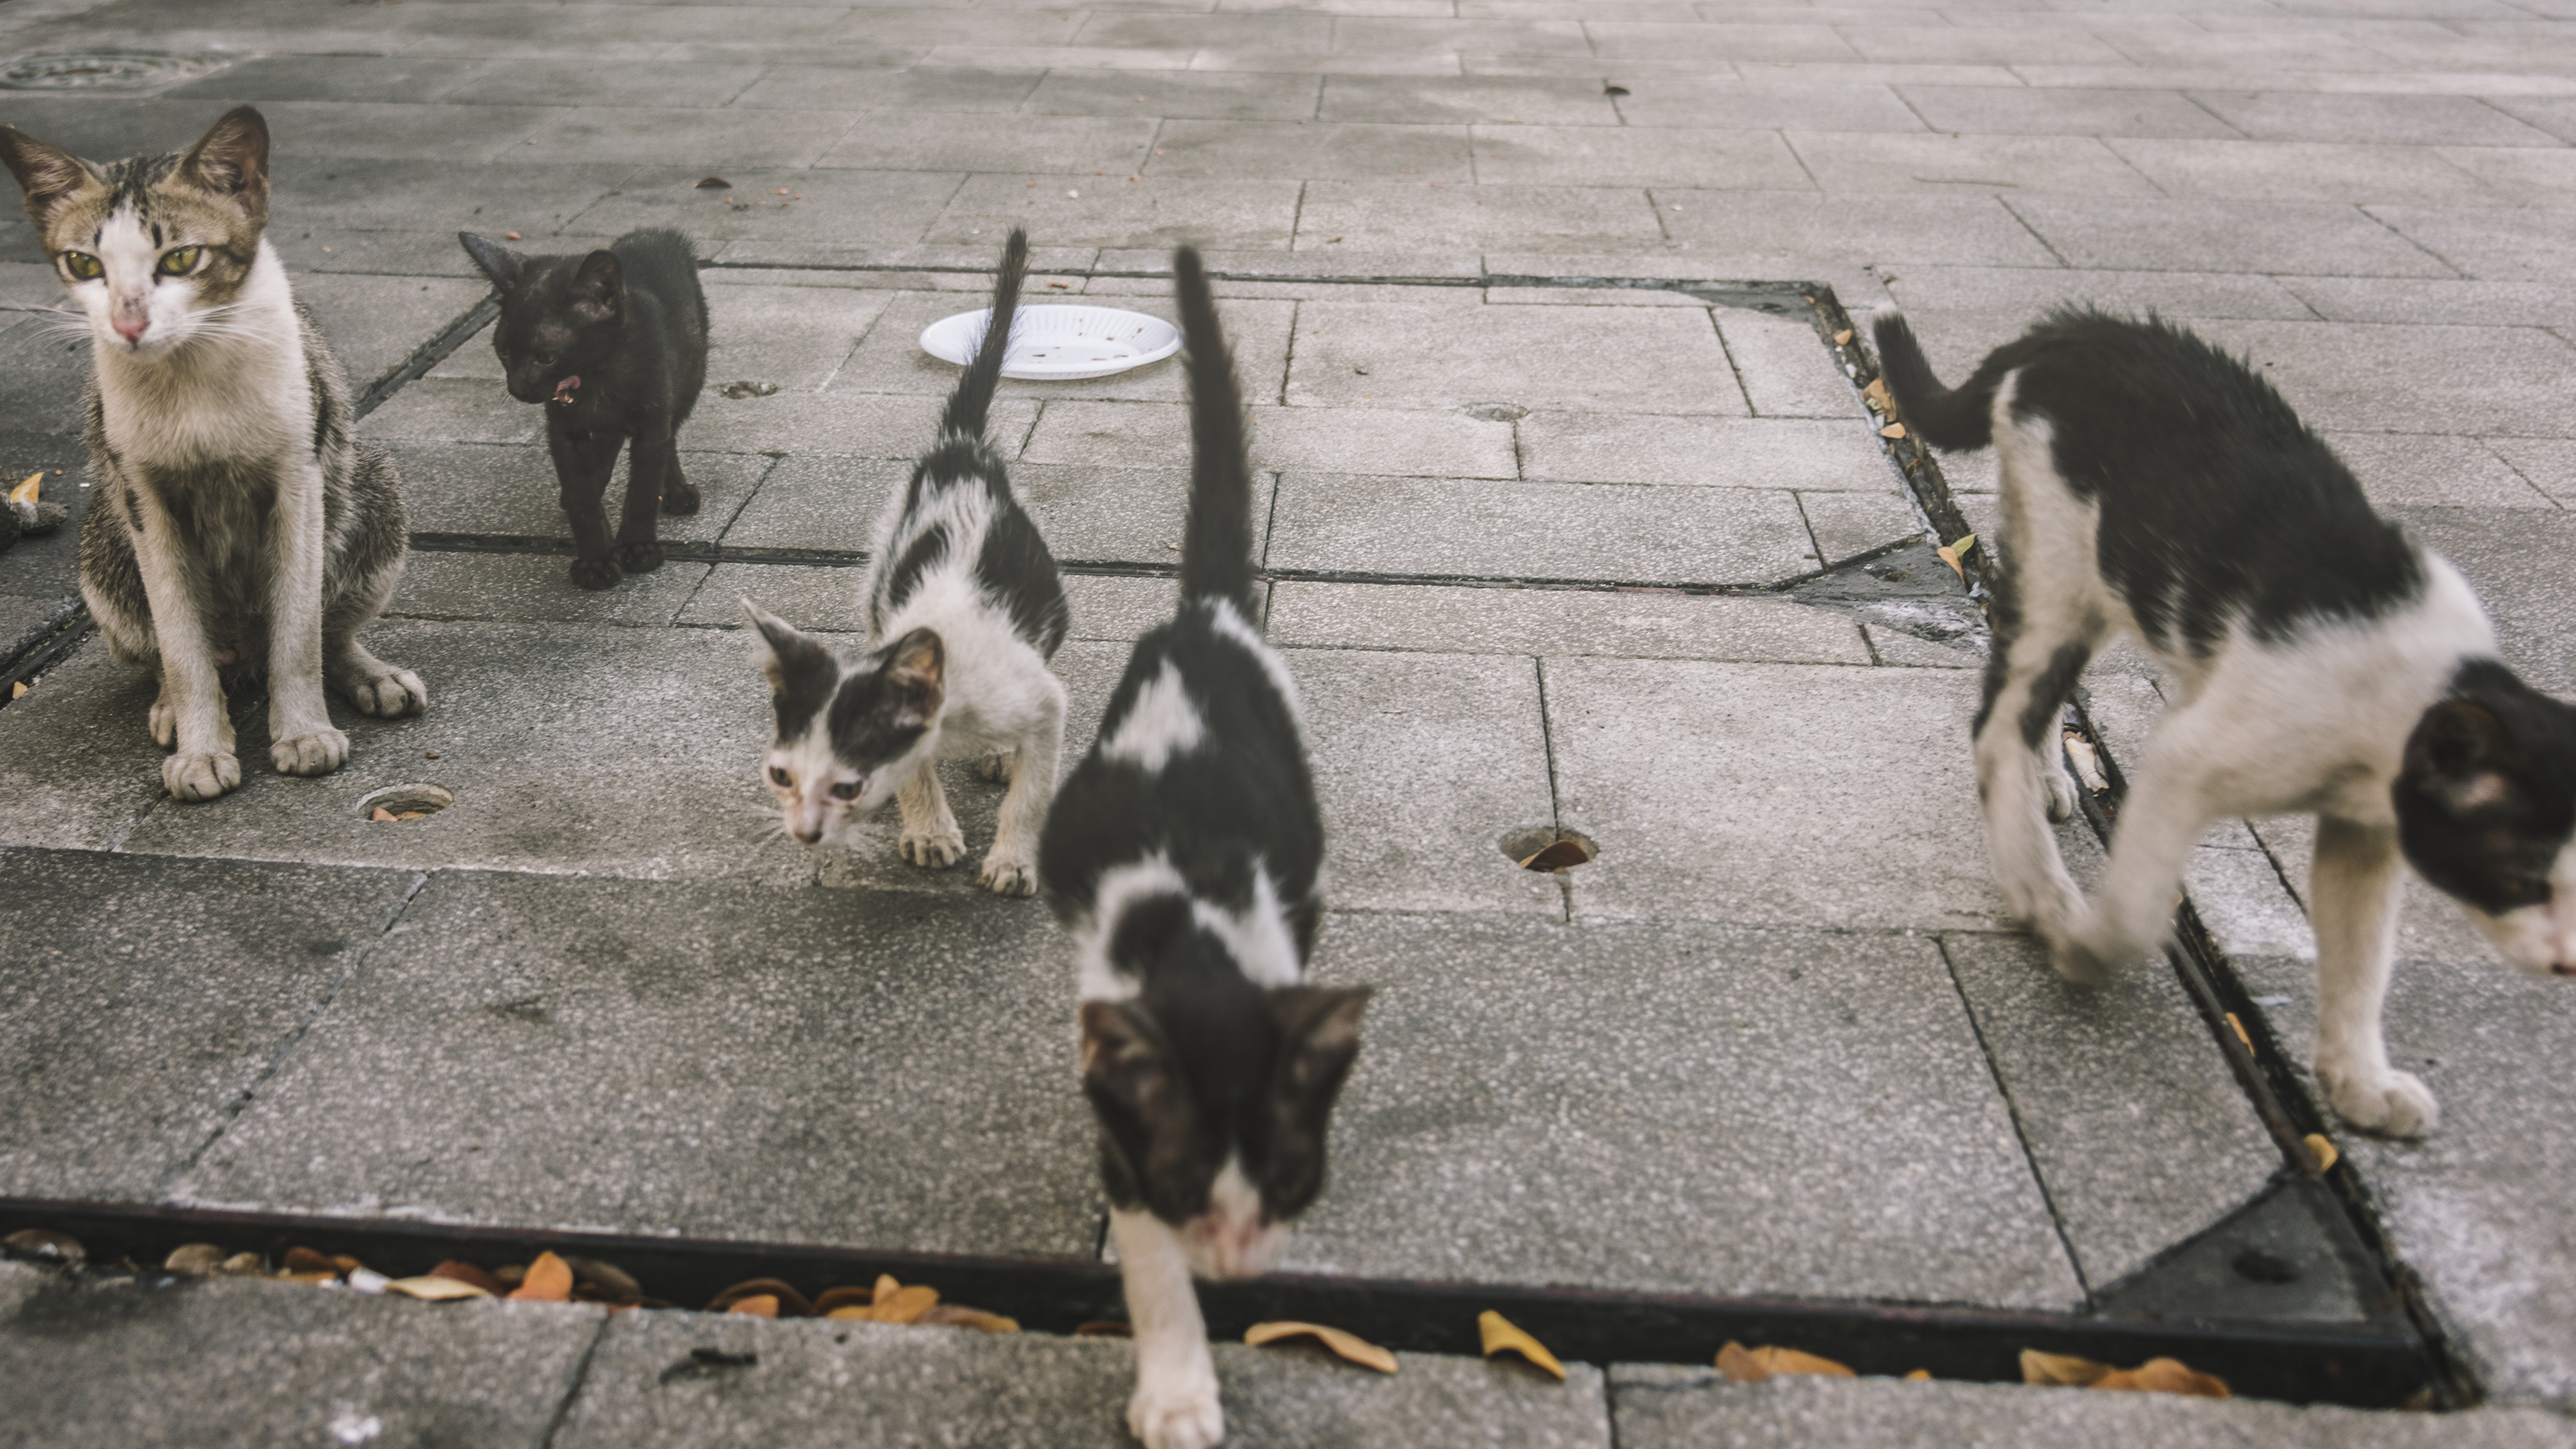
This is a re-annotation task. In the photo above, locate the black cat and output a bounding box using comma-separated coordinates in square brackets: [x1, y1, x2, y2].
[457, 227, 708, 590]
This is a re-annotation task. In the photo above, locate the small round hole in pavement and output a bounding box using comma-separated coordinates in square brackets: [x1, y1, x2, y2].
[358, 783, 452, 822]
[1501, 827, 1598, 873]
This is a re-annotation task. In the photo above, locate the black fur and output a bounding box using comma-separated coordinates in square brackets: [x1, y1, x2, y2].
[1040, 247, 1363, 1233]
[1874, 308, 2427, 658]
[2396, 659, 2576, 917]
[459, 226, 708, 591]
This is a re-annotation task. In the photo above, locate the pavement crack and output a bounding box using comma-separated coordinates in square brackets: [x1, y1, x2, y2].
[1994, 197, 2071, 270]
[538, 1313, 614, 1449]
[1532, 657, 1572, 924]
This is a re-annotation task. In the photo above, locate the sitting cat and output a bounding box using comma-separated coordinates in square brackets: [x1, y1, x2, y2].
[457, 227, 706, 591]
[1874, 307, 2576, 1139]
[743, 229, 1068, 896]
[0, 106, 424, 801]
[1039, 248, 1370, 1449]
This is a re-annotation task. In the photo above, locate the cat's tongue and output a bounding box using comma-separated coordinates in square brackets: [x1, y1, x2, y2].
[551, 374, 582, 405]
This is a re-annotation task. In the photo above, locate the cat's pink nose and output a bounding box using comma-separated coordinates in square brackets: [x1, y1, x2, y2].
[112, 315, 149, 342]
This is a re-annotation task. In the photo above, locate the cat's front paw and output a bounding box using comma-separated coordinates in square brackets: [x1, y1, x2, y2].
[2321, 1063, 2440, 1139]
[616, 539, 665, 574]
[1128, 1370, 1224, 1449]
[568, 555, 624, 591]
[900, 827, 966, 869]
[661, 481, 700, 517]
[164, 751, 241, 802]
[271, 728, 349, 778]
[979, 852, 1039, 897]
[342, 667, 428, 718]
[2044, 919, 2128, 986]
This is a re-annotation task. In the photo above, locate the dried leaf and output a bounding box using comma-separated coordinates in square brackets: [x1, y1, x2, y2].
[1862, 378, 1892, 413]
[1716, 1342, 1855, 1382]
[696, 176, 730, 189]
[386, 1275, 492, 1301]
[504, 231, 521, 241]
[565, 1256, 641, 1303]
[2305, 1133, 2339, 1173]
[2021, 1349, 2110, 1387]
[10, 681, 25, 700]
[163, 1243, 227, 1277]
[1904, 1368, 1933, 1381]
[1517, 839, 1591, 872]
[277, 1271, 338, 1285]
[1880, 423, 1906, 439]
[493, 1263, 525, 1287]
[729, 1294, 780, 1318]
[3, 1228, 83, 1264]
[2112, 1358, 2230, 1399]
[2226, 1012, 2251, 1048]
[1476, 1311, 1566, 1381]
[370, 806, 397, 822]
[1244, 1321, 1398, 1375]
[283, 1246, 338, 1277]
[1074, 1320, 1133, 1338]
[8, 470, 39, 506]
[1935, 533, 1977, 581]
[1833, 329, 1853, 346]
[507, 1251, 574, 1303]
[216, 1252, 265, 1277]
[331, 1255, 366, 1277]
[429, 1261, 503, 1295]
[811, 1286, 877, 1315]
[917, 1305, 1021, 1333]
[706, 1277, 810, 1317]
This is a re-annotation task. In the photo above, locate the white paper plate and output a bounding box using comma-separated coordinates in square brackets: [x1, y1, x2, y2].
[919, 304, 1181, 381]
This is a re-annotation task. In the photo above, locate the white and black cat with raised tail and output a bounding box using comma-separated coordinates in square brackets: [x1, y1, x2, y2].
[742, 229, 1069, 896]
[1874, 308, 2576, 1140]
[1039, 249, 1370, 1449]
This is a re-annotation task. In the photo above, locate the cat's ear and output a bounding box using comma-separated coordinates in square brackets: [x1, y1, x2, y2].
[180, 106, 269, 219]
[884, 627, 945, 723]
[740, 599, 833, 698]
[2405, 698, 2525, 815]
[570, 248, 625, 321]
[1080, 999, 1174, 1113]
[1267, 985, 1371, 1095]
[456, 232, 526, 291]
[0, 128, 100, 229]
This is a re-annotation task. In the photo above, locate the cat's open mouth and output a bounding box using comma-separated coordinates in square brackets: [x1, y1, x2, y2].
[551, 374, 582, 405]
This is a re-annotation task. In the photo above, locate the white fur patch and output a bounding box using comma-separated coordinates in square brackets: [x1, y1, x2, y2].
[1104, 662, 1206, 772]
[1192, 865, 1303, 990]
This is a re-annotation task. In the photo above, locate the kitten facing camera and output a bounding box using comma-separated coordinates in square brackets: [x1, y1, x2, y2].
[1039, 248, 1370, 1449]
[457, 227, 707, 591]
[743, 229, 1069, 897]
[1876, 308, 2576, 1140]
[0, 106, 424, 802]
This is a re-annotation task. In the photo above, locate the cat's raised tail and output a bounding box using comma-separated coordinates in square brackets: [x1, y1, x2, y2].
[941, 228, 1030, 443]
[1872, 310, 2011, 453]
[1174, 246, 1256, 615]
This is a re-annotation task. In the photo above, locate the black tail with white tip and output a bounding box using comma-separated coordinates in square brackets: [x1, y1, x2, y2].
[1174, 247, 1256, 615]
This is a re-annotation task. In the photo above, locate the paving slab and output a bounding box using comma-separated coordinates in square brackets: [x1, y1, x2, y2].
[565, 169, 968, 248]
[2186, 319, 2576, 438]
[1265, 472, 1827, 585]
[2008, 196, 2457, 277]
[2367, 204, 2576, 284]
[1545, 658, 2039, 932]
[2104, 138, 2499, 207]
[1715, 307, 1857, 418]
[1798, 486, 1924, 566]
[818, 110, 1157, 173]
[1284, 300, 1745, 414]
[1939, 932, 2282, 1294]
[2189, 90, 2563, 147]
[444, 58, 771, 109]
[0, 848, 420, 1203]
[269, 161, 646, 241]
[1266, 582, 1873, 664]
[292, 273, 494, 393]
[160, 53, 492, 105]
[557, 1312, 1612, 1449]
[1290, 181, 1669, 252]
[927, 173, 1306, 250]
[0, 1267, 602, 1449]
[1471, 123, 1812, 188]
[172, 870, 1104, 1256]
[2399, 506, 2576, 697]
[1147, 118, 1474, 181]
[1029, 69, 1324, 121]
[1787, 132, 2162, 197]
[1320, 73, 1621, 125]
[683, 391, 1043, 458]
[1650, 191, 2061, 269]
[386, 443, 773, 546]
[1609, 1369, 2576, 1449]
[1513, 412, 1892, 494]
[1022, 400, 1519, 480]
[387, 553, 716, 627]
[1879, 266, 2316, 319]
[1605, 77, 1926, 133]
[1895, 85, 2245, 140]
[2325, 431, 2554, 511]
[684, 564, 1206, 645]
[1290, 912, 2084, 1307]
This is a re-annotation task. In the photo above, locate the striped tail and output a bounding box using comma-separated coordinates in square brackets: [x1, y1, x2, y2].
[1173, 247, 1256, 613]
[940, 228, 1029, 441]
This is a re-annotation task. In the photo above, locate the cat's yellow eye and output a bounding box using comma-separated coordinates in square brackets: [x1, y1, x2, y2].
[60, 251, 101, 281]
[767, 764, 791, 788]
[155, 246, 201, 277]
[829, 780, 862, 801]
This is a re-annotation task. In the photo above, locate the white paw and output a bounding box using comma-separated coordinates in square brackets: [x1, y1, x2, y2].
[343, 667, 428, 718]
[900, 827, 966, 869]
[269, 728, 350, 778]
[164, 751, 241, 801]
[2322, 1064, 2440, 1140]
[2045, 914, 2130, 986]
[2042, 761, 2080, 822]
[148, 697, 178, 749]
[1128, 1371, 1224, 1449]
[976, 751, 1014, 784]
[979, 853, 1039, 897]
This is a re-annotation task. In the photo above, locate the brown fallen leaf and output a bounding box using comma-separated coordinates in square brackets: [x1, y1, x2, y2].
[370, 806, 397, 822]
[1245, 1321, 1398, 1374]
[3, 1228, 84, 1264]
[1904, 1368, 1933, 1381]
[1518, 839, 1591, 873]
[696, 176, 730, 189]
[9, 470, 39, 506]
[2022, 1349, 2228, 1398]
[163, 1243, 227, 1277]
[216, 1252, 266, 1277]
[1880, 423, 1907, 439]
[330, 1255, 365, 1277]
[1833, 329, 1853, 346]
[508, 1251, 574, 1303]
[811, 1285, 877, 1316]
[1476, 1311, 1566, 1381]
[565, 1256, 643, 1305]
[2305, 1133, 2339, 1173]
[2021, 1349, 2108, 1387]
[283, 1246, 339, 1277]
[386, 1275, 492, 1301]
[1716, 1342, 1855, 1383]
[1935, 533, 1977, 581]
[9, 681, 25, 700]
[707, 1277, 811, 1317]
[504, 231, 521, 241]
[729, 1294, 780, 1318]
[429, 1261, 504, 1295]
[277, 1270, 339, 1285]
[493, 1263, 526, 1288]
[394, 811, 426, 820]
[1862, 378, 1892, 413]
[1074, 1320, 1134, 1338]
[2225, 1012, 2251, 1048]
[917, 1305, 1021, 1333]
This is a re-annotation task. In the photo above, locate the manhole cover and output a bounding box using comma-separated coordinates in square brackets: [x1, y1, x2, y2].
[358, 783, 453, 822]
[0, 53, 222, 91]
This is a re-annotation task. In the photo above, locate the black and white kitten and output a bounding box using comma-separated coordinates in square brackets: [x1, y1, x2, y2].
[458, 227, 707, 591]
[743, 229, 1069, 897]
[1876, 308, 2576, 1140]
[1039, 248, 1370, 1449]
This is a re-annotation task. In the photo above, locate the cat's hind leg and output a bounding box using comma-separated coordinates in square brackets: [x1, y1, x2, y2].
[657, 436, 699, 517]
[2051, 698, 2236, 983]
[322, 445, 427, 718]
[896, 763, 966, 868]
[2310, 815, 2439, 1137]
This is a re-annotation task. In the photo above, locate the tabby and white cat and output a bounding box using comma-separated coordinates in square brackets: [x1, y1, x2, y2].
[1875, 308, 2576, 1139]
[0, 106, 423, 801]
[743, 229, 1068, 896]
[1039, 248, 1370, 1449]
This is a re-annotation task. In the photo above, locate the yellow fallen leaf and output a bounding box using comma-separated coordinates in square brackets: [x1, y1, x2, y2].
[728, 1294, 780, 1317]
[1880, 423, 1907, 439]
[385, 1275, 491, 1301]
[2022, 1349, 2227, 1399]
[2305, 1133, 2339, 1172]
[7, 470, 37, 506]
[2021, 1349, 2110, 1387]
[1833, 329, 1853, 346]
[872, 1284, 941, 1324]
[1904, 1368, 1933, 1381]
[1935, 533, 1977, 580]
[507, 1251, 574, 1303]
[9, 681, 24, 700]
[1244, 1321, 1398, 1375]
[1476, 1311, 1566, 1381]
[1862, 378, 1891, 413]
[1717, 1342, 1855, 1382]
[370, 806, 397, 822]
[2226, 1012, 2251, 1048]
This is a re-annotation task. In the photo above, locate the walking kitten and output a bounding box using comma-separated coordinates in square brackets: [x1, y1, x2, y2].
[0, 106, 424, 801]
[457, 227, 707, 591]
[1039, 248, 1370, 1449]
[743, 229, 1067, 896]
[1875, 308, 2576, 1139]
